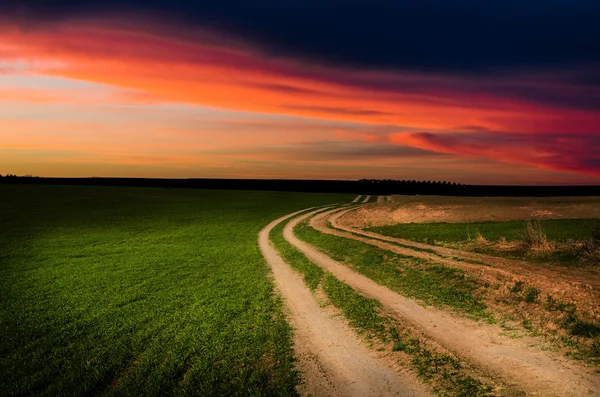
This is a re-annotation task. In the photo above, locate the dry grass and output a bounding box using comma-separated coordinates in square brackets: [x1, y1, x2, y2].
[461, 220, 600, 266]
[518, 220, 555, 253]
[579, 223, 600, 261]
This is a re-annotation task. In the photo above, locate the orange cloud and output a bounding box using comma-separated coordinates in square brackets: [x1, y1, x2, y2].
[390, 132, 600, 177]
[3, 19, 598, 135]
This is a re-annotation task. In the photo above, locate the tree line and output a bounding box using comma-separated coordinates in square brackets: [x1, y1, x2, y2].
[1, 175, 599, 197]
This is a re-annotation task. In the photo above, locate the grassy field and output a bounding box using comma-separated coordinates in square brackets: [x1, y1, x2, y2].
[0, 185, 349, 396]
[368, 219, 600, 264]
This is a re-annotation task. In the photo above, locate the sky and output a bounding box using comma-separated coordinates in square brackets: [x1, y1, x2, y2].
[1, 1, 600, 184]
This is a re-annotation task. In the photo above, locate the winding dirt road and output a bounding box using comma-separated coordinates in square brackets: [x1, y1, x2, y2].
[284, 208, 600, 396]
[330, 207, 600, 291]
[259, 208, 433, 397]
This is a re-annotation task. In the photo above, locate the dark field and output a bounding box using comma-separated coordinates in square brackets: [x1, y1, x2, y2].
[0, 185, 349, 396]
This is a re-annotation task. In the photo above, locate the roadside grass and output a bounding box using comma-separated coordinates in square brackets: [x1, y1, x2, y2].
[271, 217, 495, 396]
[368, 219, 600, 265]
[0, 185, 350, 396]
[327, 218, 440, 256]
[295, 222, 489, 319]
[500, 281, 600, 363]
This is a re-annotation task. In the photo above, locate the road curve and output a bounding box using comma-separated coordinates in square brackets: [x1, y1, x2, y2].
[330, 206, 600, 290]
[258, 207, 432, 397]
[284, 208, 600, 397]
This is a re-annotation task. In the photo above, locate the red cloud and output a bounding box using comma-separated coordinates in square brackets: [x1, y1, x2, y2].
[390, 132, 600, 177]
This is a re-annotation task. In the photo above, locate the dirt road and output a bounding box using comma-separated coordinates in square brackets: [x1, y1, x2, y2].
[259, 209, 433, 397]
[285, 208, 600, 396]
[328, 206, 600, 315]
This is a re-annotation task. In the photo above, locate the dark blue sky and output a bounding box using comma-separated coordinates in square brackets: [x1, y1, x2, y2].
[4, 0, 600, 72]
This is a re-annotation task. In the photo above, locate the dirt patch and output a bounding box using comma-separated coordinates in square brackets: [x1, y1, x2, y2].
[341, 196, 600, 227]
[259, 209, 432, 397]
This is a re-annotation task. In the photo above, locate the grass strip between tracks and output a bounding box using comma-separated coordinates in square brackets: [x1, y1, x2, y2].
[296, 220, 490, 319]
[270, 213, 495, 397]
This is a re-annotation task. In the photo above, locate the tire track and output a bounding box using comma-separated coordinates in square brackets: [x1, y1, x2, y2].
[329, 206, 600, 295]
[259, 208, 432, 397]
[284, 208, 600, 397]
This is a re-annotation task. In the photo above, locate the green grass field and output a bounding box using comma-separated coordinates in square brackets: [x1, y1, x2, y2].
[0, 185, 349, 396]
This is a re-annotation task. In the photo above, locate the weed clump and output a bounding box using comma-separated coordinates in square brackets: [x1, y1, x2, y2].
[570, 319, 600, 338]
[524, 287, 540, 303]
[592, 339, 600, 357]
[509, 281, 524, 294]
[519, 220, 554, 253]
[579, 222, 600, 263]
[545, 295, 576, 313]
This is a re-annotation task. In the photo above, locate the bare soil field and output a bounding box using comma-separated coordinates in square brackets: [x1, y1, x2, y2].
[340, 195, 600, 227]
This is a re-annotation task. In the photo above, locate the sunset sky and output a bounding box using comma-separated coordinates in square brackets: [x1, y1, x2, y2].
[1, 1, 600, 184]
